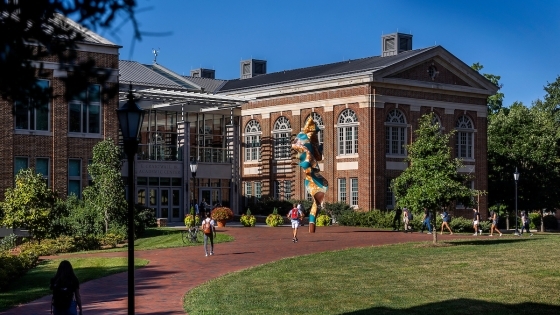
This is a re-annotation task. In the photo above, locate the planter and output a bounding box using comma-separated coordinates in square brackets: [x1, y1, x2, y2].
[216, 220, 227, 227]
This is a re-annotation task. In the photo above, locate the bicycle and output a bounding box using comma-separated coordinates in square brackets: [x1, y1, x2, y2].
[181, 225, 200, 244]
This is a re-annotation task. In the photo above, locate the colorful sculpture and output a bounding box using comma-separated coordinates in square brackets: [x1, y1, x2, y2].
[292, 116, 328, 233]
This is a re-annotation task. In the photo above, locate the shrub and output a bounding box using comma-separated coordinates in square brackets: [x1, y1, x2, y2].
[316, 214, 331, 226]
[184, 214, 201, 227]
[211, 207, 234, 221]
[0, 234, 18, 251]
[0, 249, 39, 290]
[324, 202, 354, 221]
[240, 209, 256, 227]
[266, 208, 284, 227]
[100, 232, 126, 248]
[529, 213, 558, 230]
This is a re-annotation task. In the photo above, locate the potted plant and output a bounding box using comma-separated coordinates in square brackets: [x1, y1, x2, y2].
[211, 206, 234, 227]
[266, 207, 284, 227]
[240, 208, 257, 227]
[316, 213, 331, 226]
[184, 207, 201, 227]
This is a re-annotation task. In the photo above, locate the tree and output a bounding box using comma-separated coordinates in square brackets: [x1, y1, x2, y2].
[488, 102, 560, 231]
[1, 169, 59, 243]
[0, 1, 139, 107]
[83, 139, 127, 233]
[392, 113, 479, 243]
[471, 63, 506, 115]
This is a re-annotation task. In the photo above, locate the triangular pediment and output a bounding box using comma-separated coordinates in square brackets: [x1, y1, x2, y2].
[373, 46, 498, 96]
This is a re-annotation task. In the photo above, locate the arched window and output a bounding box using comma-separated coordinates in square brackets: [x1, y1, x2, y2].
[306, 112, 324, 145]
[244, 120, 261, 162]
[337, 109, 358, 155]
[385, 109, 407, 156]
[273, 116, 291, 160]
[431, 113, 442, 129]
[455, 116, 474, 159]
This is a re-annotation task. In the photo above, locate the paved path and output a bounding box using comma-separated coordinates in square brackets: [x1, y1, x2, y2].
[2, 225, 463, 314]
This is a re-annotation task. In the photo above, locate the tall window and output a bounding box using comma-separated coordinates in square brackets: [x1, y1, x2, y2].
[307, 112, 324, 145]
[14, 157, 29, 176]
[350, 178, 358, 207]
[273, 116, 291, 160]
[68, 159, 82, 197]
[245, 182, 252, 198]
[337, 109, 358, 155]
[69, 85, 101, 134]
[306, 190, 313, 201]
[36, 158, 50, 185]
[284, 181, 292, 200]
[245, 120, 261, 162]
[456, 116, 474, 159]
[386, 178, 394, 208]
[273, 180, 280, 199]
[338, 178, 347, 202]
[15, 79, 50, 131]
[255, 182, 262, 200]
[385, 109, 407, 156]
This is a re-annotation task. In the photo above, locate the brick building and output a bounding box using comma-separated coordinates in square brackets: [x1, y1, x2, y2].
[0, 14, 120, 200]
[218, 33, 498, 216]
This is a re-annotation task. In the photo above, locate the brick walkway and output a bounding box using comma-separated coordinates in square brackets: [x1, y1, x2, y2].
[2, 225, 462, 314]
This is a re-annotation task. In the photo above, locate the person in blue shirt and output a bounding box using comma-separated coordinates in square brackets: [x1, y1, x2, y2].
[440, 209, 453, 235]
[421, 208, 432, 234]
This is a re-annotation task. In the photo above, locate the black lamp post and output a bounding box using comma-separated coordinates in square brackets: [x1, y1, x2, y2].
[116, 86, 145, 315]
[514, 167, 520, 236]
[190, 159, 198, 220]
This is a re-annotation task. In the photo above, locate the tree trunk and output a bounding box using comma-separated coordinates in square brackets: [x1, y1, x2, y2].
[506, 210, 510, 230]
[432, 209, 437, 244]
[540, 209, 544, 232]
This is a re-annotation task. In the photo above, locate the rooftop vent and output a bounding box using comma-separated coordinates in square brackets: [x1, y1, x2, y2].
[240, 59, 267, 79]
[382, 33, 412, 57]
[190, 68, 215, 79]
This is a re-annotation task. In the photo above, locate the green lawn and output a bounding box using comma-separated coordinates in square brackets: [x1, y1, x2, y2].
[184, 234, 560, 315]
[0, 257, 148, 311]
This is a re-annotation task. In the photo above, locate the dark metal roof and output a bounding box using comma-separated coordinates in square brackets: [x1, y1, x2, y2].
[119, 60, 192, 89]
[219, 47, 436, 92]
[183, 76, 227, 93]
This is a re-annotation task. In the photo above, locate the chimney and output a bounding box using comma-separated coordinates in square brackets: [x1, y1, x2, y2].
[382, 33, 413, 57]
[190, 68, 215, 79]
[240, 59, 267, 79]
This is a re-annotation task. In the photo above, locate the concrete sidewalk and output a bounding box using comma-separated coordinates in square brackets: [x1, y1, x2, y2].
[1, 225, 463, 314]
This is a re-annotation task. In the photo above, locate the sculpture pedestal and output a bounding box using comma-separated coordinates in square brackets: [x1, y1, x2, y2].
[309, 223, 316, 233]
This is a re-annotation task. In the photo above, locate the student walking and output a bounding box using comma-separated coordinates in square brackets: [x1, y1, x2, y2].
[489, 210, 502, 237]
[287, 204, 303, 243]
[201, 212, 216, 256]
[392, 207, 402, 231]
[403, 208, 412, 232]
[472, 208, 481, 236]
[520, 211, 532, 236]
[421, 208, 432, 234]
[440, 209, 453, 235]
[50, 260, 83, 315]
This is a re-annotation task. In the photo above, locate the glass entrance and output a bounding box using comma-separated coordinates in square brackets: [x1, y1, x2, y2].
[201, 188, 221, 210]
[137, 187, 183, 222]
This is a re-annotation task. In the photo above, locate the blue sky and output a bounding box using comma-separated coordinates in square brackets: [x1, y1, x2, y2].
[104, 0, 560, 106]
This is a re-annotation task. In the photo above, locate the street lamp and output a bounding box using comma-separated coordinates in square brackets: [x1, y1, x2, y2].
[116, 85, 145, 315]
[190, 159, 198, 220]
[514, 167, 520, 236]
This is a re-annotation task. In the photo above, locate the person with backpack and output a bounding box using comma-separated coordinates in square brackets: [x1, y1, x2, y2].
[520, 211, 532, 236]
[440, 209, 453, 235]
[472, 208, 481, 236]
[287, 204, 303, 243]
[392, 207, 402, 231]
[421, 208, 433, 234]
[200, 199, 209, 213]
[50, 260, 82, 315]
[489, 210, 502, 237]
[201, 212, 216, 256]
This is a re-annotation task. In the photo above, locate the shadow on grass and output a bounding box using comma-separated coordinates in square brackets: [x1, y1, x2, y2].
[341, 299, 560, 315]
[446, 237, 536, 246]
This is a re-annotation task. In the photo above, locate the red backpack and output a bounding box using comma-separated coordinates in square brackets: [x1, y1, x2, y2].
[290, 208, 299, 220]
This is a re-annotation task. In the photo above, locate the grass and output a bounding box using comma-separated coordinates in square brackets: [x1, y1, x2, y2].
[184, 234, 560, 315]
[0, 257, 148, 311]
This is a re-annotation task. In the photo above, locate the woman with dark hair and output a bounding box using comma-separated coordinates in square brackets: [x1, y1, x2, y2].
[50, 260, 82, 315]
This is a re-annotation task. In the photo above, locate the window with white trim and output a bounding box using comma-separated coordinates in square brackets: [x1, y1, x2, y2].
[69, 85, 101, 134]
[431, 113, 442, 130]
[284, 180, 292, 200]
[14, 157, 29, 176]
[385, 109, 407, 156]
[350, 178, 358, 207]
[255, 182, 262, 199]
[245, 181, 252, 198]
[337, 109, 358, 155]
[455, 116, 474, 159]
[15, 79, 50, 131]
[68, 159, 82, 197]
[306, 190, 313, 201]
[306, 112, 324, 145]
[273, 117, 292, 160]
[244, 120, 261, 162]
[338, 178, 347, 203]
[36, 157, 50, 186]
